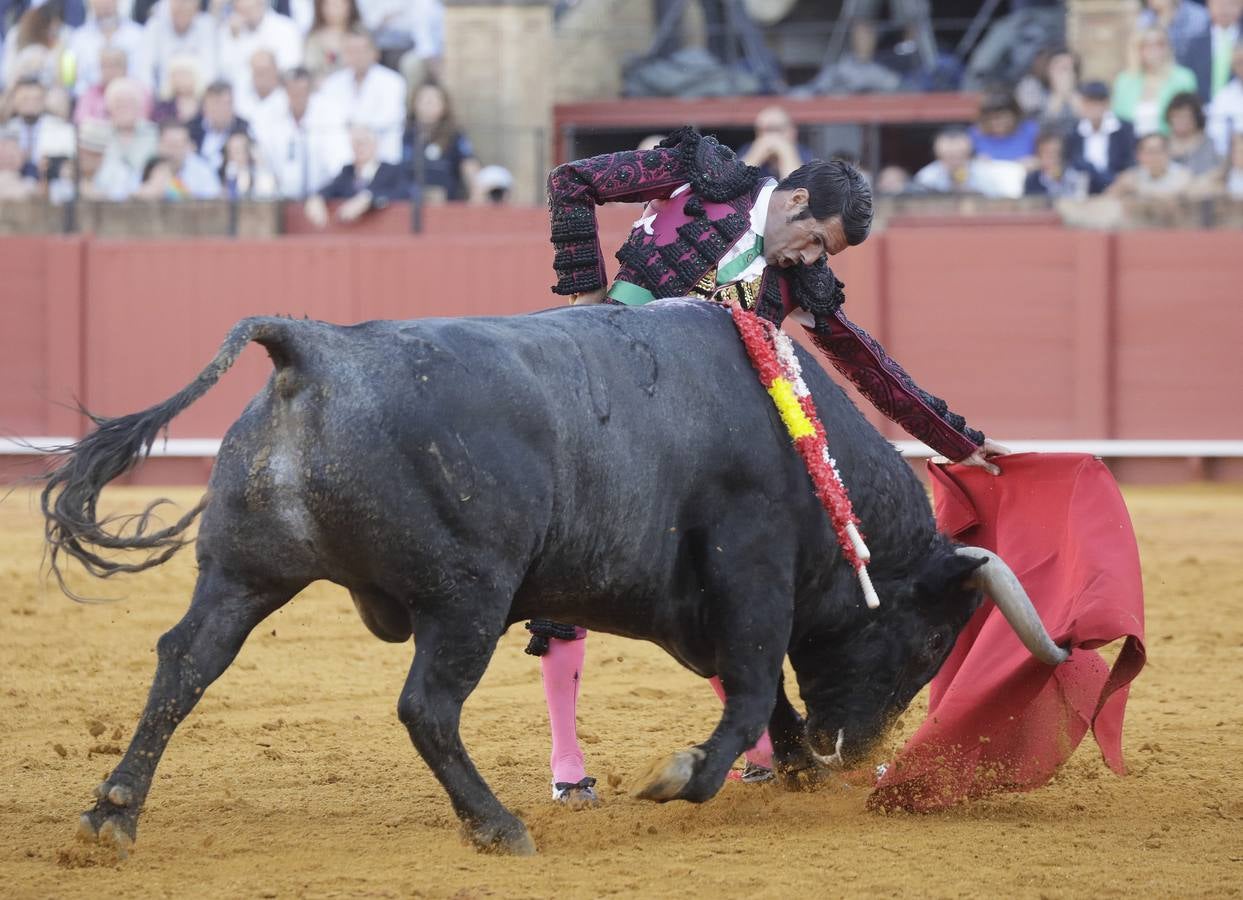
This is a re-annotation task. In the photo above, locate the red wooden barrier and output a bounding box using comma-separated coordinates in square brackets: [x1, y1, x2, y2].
[2, 214, 1241, 484]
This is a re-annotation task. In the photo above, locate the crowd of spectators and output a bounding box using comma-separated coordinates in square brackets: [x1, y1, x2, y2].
[0, 0, 511, 214]
[870, 0, 1243, 205]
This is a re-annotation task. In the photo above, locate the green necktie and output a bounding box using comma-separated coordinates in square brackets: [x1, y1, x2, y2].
[1213, 33, 1235, 97]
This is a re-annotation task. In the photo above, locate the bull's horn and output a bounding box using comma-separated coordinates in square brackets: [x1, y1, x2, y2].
[956, 547, 1070, 666]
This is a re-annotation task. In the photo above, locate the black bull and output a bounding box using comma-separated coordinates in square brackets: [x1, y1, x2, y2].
[43, 299, 1064, 856]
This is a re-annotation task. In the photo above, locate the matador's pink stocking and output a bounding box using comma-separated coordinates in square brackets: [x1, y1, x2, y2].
[541, 631, 588, 786]
[709, 675, 774, 769]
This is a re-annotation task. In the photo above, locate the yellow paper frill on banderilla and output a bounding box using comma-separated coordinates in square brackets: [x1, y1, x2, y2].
[767, 377, 816, 440]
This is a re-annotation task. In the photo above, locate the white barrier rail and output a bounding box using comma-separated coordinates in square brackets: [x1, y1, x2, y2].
[6, 438, 1243, 459]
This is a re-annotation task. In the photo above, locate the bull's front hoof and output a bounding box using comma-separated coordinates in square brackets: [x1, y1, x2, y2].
[632, 748, 705, 803]
[77, 809, 137, 859]
[465, 819, 536, 856]
[77, 778, 140, 858]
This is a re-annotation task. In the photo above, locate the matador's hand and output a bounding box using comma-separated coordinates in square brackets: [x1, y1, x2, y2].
[958, 438, 1011, 476]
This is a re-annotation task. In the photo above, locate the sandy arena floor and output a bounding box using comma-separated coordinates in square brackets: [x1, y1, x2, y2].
[1, 483, 1241, 898]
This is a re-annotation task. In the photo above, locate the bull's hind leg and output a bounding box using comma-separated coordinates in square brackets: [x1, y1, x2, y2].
[398, 598, 534, 855]
[634, 546, 794, 804]
[78, 565, 298, 854]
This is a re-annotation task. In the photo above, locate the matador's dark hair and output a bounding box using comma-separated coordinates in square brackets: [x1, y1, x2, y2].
[778, 158, 874, 246]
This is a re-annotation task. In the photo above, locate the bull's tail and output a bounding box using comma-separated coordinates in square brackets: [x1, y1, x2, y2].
[41, 316, 298, 598]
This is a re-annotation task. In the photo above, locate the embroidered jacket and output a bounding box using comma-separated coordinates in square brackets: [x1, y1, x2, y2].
[547, 129, 985, 460]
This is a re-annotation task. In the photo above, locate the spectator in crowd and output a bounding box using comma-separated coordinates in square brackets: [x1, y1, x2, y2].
[914, 126, 999, 195]
[913, 126, 1020, 196]
[157, 118, 221, 197]
[101, 75, 157, 177]
[219, 127, 278, 198]
[1108, 131, 1193, 196]
[7, 75, 72, 162]
[1178, 0, 1243, 103]
[1112, 26, 1198, 135]
[188, 79, 250, 169]
[1165, 89, 1222, 173]
[1065, 80, 1136, 193]
[2, 1, 68, 89]
[235, 47, 286, 123]
[1203, 129, 1243, 195]
[217, 0, 302, 96]
[875, 164, 911, 195]
[401, 78, 476, 201]
[1207, 42, 1243, 151]
[133, 154, 182, 199]
[73, 46, 141, 123]
[284, 0, 316, 34]
[252, 65, 346, 198]
[474, 163, 511, 205]
[319, 27, 403, 162]
[1015, 47, 1080, 134]
[70, 116, 139, 199]
[635, 133, 666, 152]
[304, 122, 409, 226]
[970, 92, 1039, 166]
[1024, 128, 1088, 197]
[66, 0, 151, 94]
[0, 122, 38, 198]
[151, 54, 202, 125]
[143, 0, 217, 95]
[304, 0, 358, 82]
[356, 0, 442, 85]
[1140, 0, 1210, 59]
[1015, 47, 1055, 116]
[738, 105, 813, 180]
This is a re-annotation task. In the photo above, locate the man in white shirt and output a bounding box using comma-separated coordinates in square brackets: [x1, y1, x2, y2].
[1208, 42, 1243, 152]
[317, 27, 405, 164]
[158, 119, 221, 198]
[216, 0, 302, 97]
[6, 76, 75, 164]
[143, 0, 217, 94]
[253, 66, 349, 199]
[66, 0, 152, 94]
[1065, 80, 1138, 194]
[912, 128, 1020, 198]
[1180, 0, 1243, 102]
[355, 0, 442, 62]
[189, 80, 251, 170]
[234, 48, 288, 125]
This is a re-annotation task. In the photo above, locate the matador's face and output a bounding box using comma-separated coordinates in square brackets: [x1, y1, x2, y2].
[764, 188, 849, 269]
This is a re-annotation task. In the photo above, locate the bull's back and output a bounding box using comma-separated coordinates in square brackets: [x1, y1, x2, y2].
[202, 303, 930, 605]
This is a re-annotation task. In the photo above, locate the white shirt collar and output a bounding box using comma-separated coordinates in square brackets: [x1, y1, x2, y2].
[751, 177, 778, 236]
[1079, 112, 1121, 138]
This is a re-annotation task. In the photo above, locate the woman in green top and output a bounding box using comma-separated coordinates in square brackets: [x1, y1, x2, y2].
[1112, 26, 1199, 135]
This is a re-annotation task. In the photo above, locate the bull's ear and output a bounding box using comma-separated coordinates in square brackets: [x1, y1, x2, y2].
[915, 552, 987, 602]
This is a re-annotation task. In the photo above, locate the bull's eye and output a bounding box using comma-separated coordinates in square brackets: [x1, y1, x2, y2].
[927, 632, 945, 654]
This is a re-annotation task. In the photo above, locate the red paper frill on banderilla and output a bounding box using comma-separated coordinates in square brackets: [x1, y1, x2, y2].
[869, 453, 1147, 812]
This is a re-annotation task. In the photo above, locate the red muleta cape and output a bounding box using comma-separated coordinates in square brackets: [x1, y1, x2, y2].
[869, 453, 1147, 812]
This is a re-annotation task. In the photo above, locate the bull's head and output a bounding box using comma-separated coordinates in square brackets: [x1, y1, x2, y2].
[791, 546, 1068, 768]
